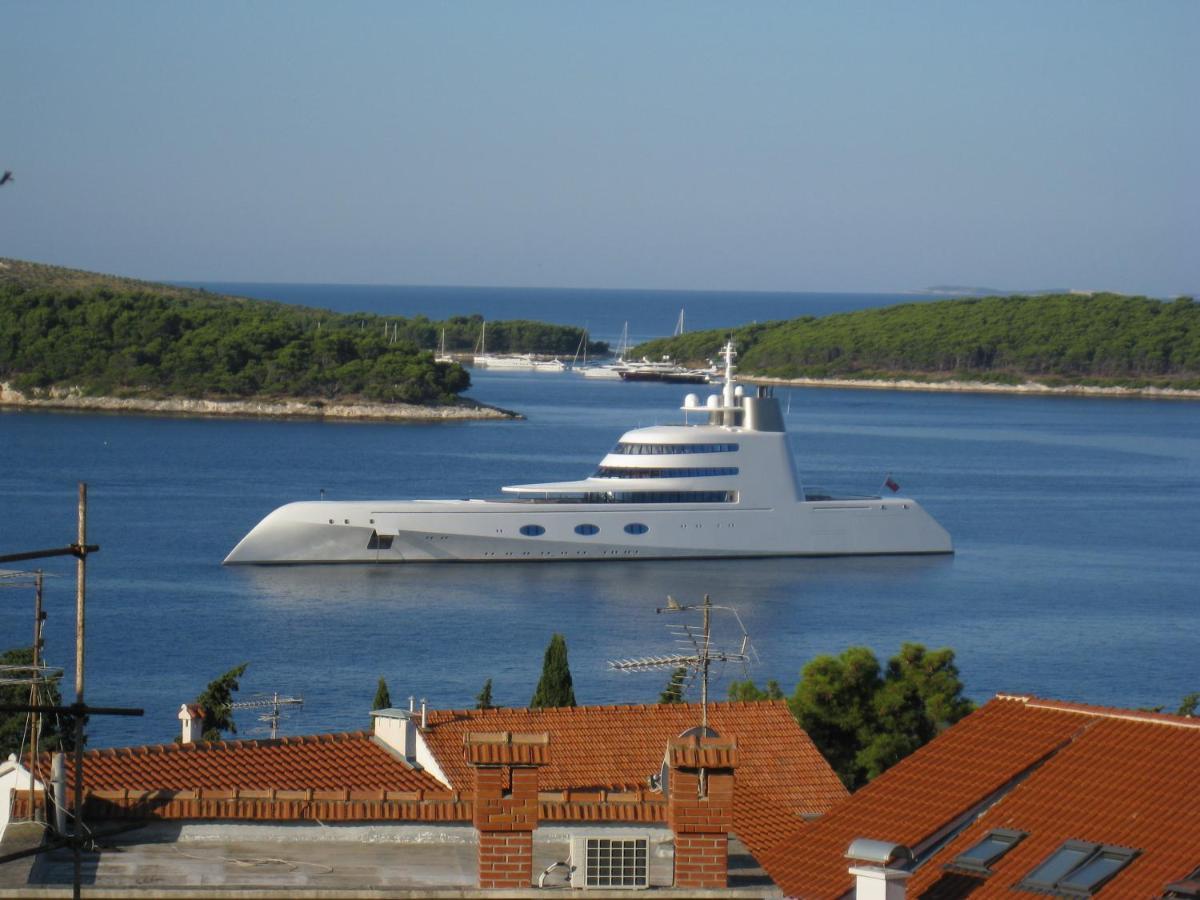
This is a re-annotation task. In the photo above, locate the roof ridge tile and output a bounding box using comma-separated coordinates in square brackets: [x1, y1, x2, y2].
[1000, 693, 1200, 729]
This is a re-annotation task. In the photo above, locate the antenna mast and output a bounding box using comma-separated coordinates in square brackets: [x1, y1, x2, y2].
[229, 691, 304, 739]
[608, 594, 754, 730]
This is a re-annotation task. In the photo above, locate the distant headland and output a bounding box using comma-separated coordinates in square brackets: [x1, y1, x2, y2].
[0, 258, 601, 422]
[4, 258, 1197, 414]
[632, 291, 1200, 399]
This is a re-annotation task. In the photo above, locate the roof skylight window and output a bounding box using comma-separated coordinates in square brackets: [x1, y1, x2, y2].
[1163, 866, 1200, 898]
[947, 828, 1025, 874]
[1018, 841, 1139, 896]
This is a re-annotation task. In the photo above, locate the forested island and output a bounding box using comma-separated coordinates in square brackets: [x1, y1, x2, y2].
[0, 259, 603, 419]
[632, 293, 1200, 393]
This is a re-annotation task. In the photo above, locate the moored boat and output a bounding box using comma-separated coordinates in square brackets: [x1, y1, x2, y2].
[225, 341, 953, 564]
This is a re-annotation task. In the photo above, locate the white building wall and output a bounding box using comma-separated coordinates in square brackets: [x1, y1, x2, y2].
[0, 756, 44, 841]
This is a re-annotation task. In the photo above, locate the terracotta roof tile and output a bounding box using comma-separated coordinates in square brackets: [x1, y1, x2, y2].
[759, 695, 1200, 899]
[65, 731, 444, 794]
[421, 700, 847, 856]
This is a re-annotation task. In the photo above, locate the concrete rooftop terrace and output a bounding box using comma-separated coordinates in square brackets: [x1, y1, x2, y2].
[0, 823, 778, 898]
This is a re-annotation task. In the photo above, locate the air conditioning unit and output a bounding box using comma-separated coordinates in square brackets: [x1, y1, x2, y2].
[570, 834, 651, 890]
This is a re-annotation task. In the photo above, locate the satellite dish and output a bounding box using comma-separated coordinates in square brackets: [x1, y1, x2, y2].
[678, 725, 719, 739]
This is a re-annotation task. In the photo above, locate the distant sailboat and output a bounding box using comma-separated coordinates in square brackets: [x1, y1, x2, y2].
[472, 321, 566, 372]
[435, 328, 453, 363]
[577, 322, 631, 379]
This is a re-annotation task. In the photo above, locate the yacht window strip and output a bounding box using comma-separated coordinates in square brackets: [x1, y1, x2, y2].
[507, 491, 736, 504]
[593, 466, 739, 479]
[612, 442, 740, 456]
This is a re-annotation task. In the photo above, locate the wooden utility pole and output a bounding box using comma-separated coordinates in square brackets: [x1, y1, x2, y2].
[73, 483, 87, 899]
[27, 570, 44, 818]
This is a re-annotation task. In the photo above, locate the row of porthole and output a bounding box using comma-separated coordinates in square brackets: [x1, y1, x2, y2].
[519, 523, 649, 537]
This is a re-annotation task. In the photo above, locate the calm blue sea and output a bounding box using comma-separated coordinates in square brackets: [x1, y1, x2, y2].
[2, 284, 1198, 748]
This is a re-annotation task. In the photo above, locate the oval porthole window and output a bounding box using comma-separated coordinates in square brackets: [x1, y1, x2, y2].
[624, 523, 649, 535]
[519, 524, 545, 537]
[574, 523, 600, 536]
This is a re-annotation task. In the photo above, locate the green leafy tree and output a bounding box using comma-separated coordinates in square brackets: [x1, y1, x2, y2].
[789, 643, 973, 789]
[727, 679, 784, 702]
[0, 647, 74, 758]
[372, 677, 392, 711]
[476, 678, 496, 710]
[1178, 693, 1199, 717]
[196, 663, 248, 742]
[789, 647, 883, 788]
[530, 634, 576, 709]
[659, 667, 688, 703]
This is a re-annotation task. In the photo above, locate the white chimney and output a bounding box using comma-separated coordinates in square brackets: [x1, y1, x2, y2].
[846, 838, 912, 900]
[372, 707, 417, 763]
[420, 698, 427, 729]
[178, 704, 204, 744]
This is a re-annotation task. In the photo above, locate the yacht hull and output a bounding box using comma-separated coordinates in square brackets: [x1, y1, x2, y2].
[224, 498, 953, 565]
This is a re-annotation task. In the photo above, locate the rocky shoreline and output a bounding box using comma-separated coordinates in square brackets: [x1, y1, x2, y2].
[0, 383, 521, 421]
[745, 374, 1200, 400]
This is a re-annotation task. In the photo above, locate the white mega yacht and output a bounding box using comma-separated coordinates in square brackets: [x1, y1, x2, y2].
[224, 343, 952, 564]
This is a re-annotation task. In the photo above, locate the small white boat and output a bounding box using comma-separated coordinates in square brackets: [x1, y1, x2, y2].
[471, 321, 565, 372]
[576, 322, 630, 379]
[226, 341, 953, 565]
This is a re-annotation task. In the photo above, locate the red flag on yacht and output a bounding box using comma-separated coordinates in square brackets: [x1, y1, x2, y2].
[884, 475, 900, 493]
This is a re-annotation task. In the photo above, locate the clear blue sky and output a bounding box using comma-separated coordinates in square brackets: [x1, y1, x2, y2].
[2, 2, 1195, 295]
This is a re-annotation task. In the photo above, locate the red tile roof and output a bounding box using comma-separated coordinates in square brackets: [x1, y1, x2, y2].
[56, 701, 845, 851]
[67, 731, 445, 793]
[760, 695, 1200, 899]
[420, 700, 848, 855]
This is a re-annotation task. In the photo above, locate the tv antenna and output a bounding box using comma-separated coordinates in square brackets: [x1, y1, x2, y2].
[230, 691, 304, 739]
[608, 593, 756, 731]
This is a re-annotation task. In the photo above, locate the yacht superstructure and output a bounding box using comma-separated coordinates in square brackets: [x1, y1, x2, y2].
[224, 342, 952, 564]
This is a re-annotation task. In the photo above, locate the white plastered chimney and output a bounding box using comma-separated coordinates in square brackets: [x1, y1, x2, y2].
[846, 838, 913, 900]
[178, 704, 204, 744]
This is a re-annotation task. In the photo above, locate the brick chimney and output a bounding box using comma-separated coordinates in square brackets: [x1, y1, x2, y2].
[464, 731, 550, 890]
[666, 732, 738, 889]
[178, 704, 204, 744]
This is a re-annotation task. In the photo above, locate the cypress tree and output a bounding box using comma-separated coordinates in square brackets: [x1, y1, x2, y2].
[530, 633, 576, 708]
[659, 666, 688, 703]
[372, 677, 392, 711]
[476, 678, 495, 710]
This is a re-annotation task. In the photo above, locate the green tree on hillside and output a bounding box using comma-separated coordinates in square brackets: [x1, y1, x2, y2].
[0, 280, 605, 403]
[530, 634, 576, 709]
[629, 294, 1200, 389]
